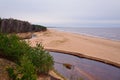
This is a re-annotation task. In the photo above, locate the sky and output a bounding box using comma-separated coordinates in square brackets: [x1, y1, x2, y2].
[0, 0, 120, 27]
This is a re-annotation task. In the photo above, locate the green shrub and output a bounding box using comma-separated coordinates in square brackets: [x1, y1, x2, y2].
[0, 34, 31, 63]
[7, 56, 37, 80]
[28, 43, 54, 74]
[18, 56, 37, 80]
[0, 33, 54, 79]
[7, 67, 17, 80]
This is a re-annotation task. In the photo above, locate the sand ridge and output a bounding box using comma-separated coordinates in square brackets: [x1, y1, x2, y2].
[28, 29, 120, 67]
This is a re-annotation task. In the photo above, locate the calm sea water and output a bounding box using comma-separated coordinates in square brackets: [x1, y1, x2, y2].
[49, 27, 120, 41]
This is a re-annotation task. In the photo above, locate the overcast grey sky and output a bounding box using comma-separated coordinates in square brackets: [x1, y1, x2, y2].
[0, 0, 120, 27]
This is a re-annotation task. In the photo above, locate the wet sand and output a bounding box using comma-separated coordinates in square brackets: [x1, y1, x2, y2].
[28, 29, 120, 67]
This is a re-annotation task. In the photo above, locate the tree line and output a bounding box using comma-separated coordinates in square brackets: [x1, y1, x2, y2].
[0, 18, 47, 33]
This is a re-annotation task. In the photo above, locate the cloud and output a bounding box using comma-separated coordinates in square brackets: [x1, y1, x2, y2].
[0, 0, 120, 27]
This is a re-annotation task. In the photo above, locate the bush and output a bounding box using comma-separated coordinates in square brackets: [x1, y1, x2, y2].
[28, 43, 54, 74]
[0, 34, 31, 63]
[7, 67, 17, 80]
[7, 56, 37, 80]
[0, 33, 54, 79]
[18, 56, 37, 80]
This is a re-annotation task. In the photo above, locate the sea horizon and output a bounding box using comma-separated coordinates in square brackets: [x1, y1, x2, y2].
[49, 27, 120, 41]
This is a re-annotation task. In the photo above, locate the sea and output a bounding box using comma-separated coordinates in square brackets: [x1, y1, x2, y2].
[49, 27, 120, 41]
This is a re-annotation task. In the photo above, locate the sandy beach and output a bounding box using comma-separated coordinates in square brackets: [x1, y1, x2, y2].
[28, 29, 120, 67]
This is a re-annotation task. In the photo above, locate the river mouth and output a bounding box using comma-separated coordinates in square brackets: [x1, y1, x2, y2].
[50, 52, 120, 80]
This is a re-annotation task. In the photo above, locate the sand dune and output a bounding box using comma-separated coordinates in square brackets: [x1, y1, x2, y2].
[28, 29, 120, 67]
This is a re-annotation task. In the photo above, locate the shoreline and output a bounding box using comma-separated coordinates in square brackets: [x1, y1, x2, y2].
[46, 49, 120, 68]
[29, 29, 120, 68]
